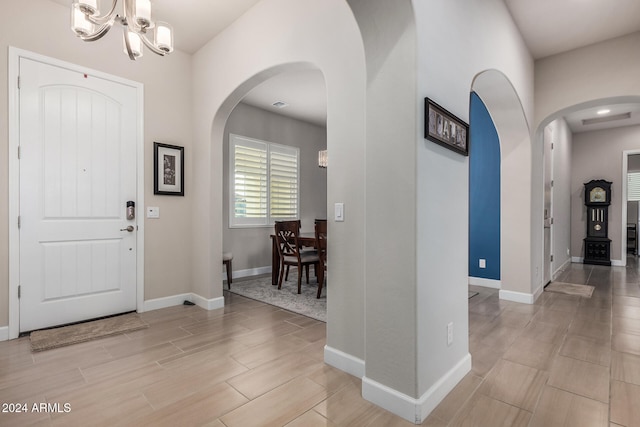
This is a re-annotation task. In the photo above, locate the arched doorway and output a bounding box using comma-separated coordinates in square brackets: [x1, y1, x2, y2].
[471, 69, 534, 301]
[189, 0, 368, 377]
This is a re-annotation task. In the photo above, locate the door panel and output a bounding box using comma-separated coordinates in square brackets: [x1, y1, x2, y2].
[19, 58, 138, 332]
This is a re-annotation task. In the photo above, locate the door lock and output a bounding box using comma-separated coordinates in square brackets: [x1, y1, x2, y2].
[120, 226, 135, 232]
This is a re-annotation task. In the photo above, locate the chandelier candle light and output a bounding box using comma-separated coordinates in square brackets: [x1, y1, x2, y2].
[71, 0, 173, 60]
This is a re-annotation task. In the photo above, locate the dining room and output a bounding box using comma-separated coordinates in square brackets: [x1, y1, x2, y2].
[221, 79, 328, 320]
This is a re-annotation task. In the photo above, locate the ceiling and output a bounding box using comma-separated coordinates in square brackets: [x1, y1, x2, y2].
[55, 0, 640, 131]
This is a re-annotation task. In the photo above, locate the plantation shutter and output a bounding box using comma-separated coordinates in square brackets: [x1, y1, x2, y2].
[270, 144, 299, 219]
[229, 134, 299, 227]
[231, 135, 268, 226]
[628, 172, 640, 202]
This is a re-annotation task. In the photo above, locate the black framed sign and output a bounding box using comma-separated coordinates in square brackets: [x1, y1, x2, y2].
[424, 97, 469, 156]
[154, 142, 184, 196]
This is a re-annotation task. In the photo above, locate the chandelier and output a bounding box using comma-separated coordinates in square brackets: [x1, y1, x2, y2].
[71, 0, 174, 60]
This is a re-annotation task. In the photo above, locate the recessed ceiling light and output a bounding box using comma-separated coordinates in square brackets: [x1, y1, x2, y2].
[272, 101, 288, 109]
[597, 109, 610, 115]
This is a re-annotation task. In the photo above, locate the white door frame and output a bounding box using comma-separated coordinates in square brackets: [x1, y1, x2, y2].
[8, 47, 145, 339]
[621, 149, 640, 267]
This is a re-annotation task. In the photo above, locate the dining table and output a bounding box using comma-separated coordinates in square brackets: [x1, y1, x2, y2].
[270, 232, 317, 286]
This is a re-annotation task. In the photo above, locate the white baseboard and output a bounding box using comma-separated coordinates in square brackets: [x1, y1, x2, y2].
[499, 289, 535, 304]
[143, 293, 224, 312]
[0, 326, 9, 342]
[192, 294, 225, 311]
[571, 256, 623, 266]
[324, 345, 365, 379]
[552, 258, 572, 280]
[224, 266, 271, 282]
[362, 353, 472, 424]
[468, 277, 501, 289]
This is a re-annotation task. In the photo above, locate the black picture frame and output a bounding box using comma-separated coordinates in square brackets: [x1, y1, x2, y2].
[424, 97, 469, 156]
[154, 142, 184, 196]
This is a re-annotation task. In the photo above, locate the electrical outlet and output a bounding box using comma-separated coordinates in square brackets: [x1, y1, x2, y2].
[479, 259, 486, 269]
[447, 322, 453, 346]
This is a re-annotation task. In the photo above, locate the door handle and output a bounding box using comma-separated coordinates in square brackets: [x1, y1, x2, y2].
[120, 226, 135, 232]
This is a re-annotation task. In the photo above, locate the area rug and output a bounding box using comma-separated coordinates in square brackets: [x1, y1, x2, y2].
[545, 282, 595, 298]
[228, 272, 326, 322]
[30, 312, 148, 352]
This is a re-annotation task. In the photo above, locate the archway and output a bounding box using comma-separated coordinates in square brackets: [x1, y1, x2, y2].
[535, 96, 640, 270]
[189, 0, 368, 378]
[219, 65, 328, 296]
[471, 69, 534, 301]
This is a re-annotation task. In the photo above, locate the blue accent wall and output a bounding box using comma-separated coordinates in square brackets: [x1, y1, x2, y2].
[469, 92, 500, 280]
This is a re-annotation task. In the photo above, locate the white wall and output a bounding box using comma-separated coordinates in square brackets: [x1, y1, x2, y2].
[414, 0, 533, 409]
[571, 125, 640, 263]
[0, 0, 194, 327]
[222, 102, 327, 274]
[549, 119, 573, 275]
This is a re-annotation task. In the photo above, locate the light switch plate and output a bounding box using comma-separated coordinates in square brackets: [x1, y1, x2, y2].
[147, 207, 160, 218]
[335, 203, 344, 222]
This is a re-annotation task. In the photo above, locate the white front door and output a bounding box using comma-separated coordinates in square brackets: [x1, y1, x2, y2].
[18, 58, 139, 332]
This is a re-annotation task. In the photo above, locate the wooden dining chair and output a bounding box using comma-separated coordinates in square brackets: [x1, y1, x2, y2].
[274, 220, 319, 293]
[314, 219, 327, 298]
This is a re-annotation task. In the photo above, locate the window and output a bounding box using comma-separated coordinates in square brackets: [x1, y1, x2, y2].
[229, 134, 299, 227]
[629, 172, 640, 202]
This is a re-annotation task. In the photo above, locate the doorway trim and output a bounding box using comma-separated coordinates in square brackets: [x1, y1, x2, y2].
[7, 47, 145, 340]
[621, 149, 640, 267]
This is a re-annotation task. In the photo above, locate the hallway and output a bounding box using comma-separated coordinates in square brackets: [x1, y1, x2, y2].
[426, 258, 640, 426]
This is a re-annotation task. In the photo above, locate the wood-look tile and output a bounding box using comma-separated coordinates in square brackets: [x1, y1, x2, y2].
[613, 315, 640, 336]
[548, 355, 610, 403]
[520, 320, 566, 344]
[81, 342, 182, 383]
[477, 359, 547, 412]
[227, 351, 322, 400]
[612, 332, 640, 356]
[448, 393, 531, 427]
[468, 323, 521, 353]
[469, 340, 503, 378]
[0, 395, 50, 427]
[285, 410, 337, 427]
[306, 364, 361, 395]
[132, 382, 249, 427]
[229, 321, 303, 348]
[143, 356, 249, 408]
[313, 379, 392, 426]
[614, 305, 640, 320]
[230, 335, 310, 369]
[611, 350, 640, 386]
[51, 392, 154, 426]
[529, 385, 608, 427]
[530, 307, 574, 330]
[503, 335, 559, 370]
[220, 377, 328, 427]
[560, 334, 611, 366]
[614, 295, 640, 308]
[569, 318, 612, 342]
[610, 380, 640, 427]
[430, 373, 482, 422]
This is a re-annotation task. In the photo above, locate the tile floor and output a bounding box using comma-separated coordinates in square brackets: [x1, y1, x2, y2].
[0, 259, 639, 426]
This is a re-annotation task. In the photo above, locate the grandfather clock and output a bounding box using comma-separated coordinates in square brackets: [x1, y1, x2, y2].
[583, 179, 612, 266]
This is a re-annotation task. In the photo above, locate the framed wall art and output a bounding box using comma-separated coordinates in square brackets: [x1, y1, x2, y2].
[424, 97, 469, 156]
[154, 142, 184, 196]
